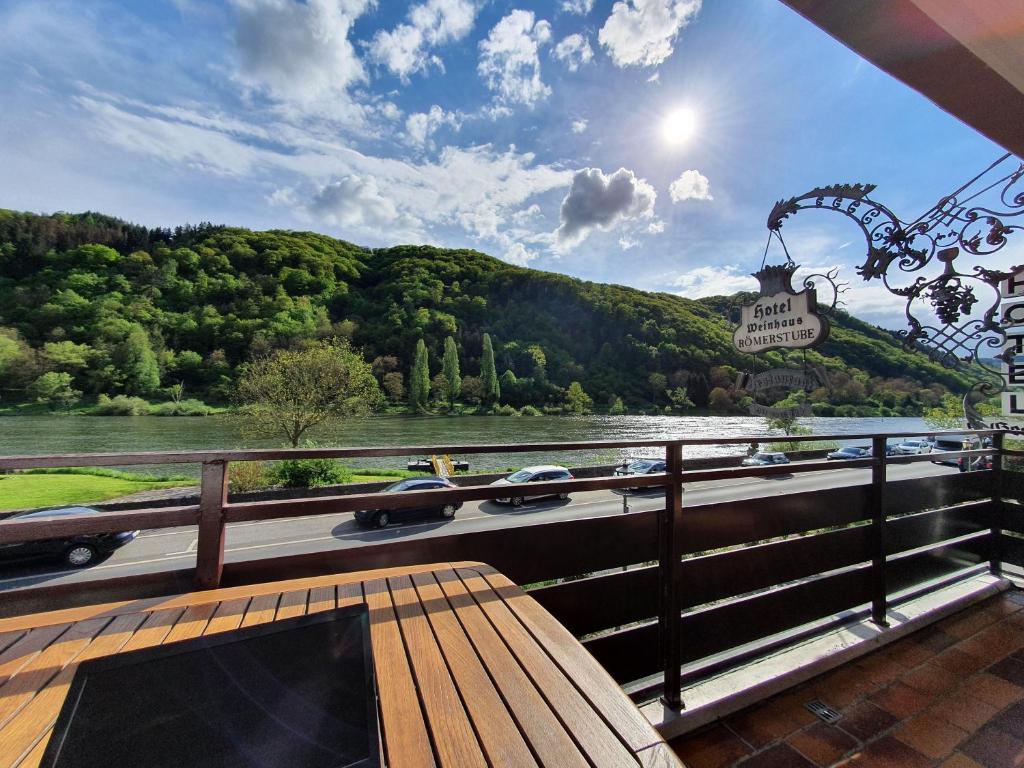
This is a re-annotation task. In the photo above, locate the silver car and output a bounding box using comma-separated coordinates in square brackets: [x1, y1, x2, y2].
[490, 465, 573, 506]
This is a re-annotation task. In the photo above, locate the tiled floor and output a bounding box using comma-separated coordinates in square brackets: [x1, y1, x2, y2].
[670, 590, 1024, 768]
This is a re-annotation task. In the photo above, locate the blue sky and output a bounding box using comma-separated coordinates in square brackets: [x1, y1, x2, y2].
[0, 0, 1018, 329]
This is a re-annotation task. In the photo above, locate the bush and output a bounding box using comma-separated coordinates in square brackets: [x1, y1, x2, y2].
[229, 461, 267, 493]
[542, 405, 565, 415]
[494, 404, 520, 416]
[152, 398, 213, 416]
[519, 405, 542, 416]
[93, 394, 151, 416]
[269, 458, 352, 488]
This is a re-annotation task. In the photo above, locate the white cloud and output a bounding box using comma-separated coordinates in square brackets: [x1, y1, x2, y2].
[556, 167, 657, 249]
[230, 0, 372, 112]
[646, 71, 660, 83]
[669, 169, 712, 202]
[369, 0, 476, 81]
[478, 10, 552, 107]
[307, 175, 401, 228]
[562, 0, 594, 15]
[405, 105, 461, 147]
[504, 242, 537, 265]
[670, 265, 756, 298]
[599, 0, 701, 67]
[571, 119, 588, 133]
[553, 33, 593, 72]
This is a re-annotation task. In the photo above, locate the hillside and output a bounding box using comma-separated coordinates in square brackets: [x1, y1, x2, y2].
[0, 209, 972, 415]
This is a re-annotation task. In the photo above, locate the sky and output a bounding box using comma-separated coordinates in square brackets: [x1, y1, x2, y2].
[0, 0, 1020, 331]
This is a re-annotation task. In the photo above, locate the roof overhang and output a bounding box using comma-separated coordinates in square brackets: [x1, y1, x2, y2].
[779, 0, 1024, 158]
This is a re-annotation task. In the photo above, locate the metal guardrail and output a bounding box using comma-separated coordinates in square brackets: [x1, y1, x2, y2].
[0, 427, 1009, 710]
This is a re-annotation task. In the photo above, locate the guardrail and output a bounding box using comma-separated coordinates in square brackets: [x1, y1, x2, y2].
[0, 428, 1014, 710]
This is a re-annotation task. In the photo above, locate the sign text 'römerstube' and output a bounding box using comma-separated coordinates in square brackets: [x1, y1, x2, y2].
[732, 264, 829, 353]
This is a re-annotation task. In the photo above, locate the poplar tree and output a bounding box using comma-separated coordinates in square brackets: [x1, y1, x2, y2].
[409, 339, 430, 411]
[480, 333, 500, 404]
[441, 336, 461, 410]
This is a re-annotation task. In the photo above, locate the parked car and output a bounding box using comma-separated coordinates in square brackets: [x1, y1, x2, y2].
[354, 477, 462, 528]
[932, 434, 981, 466]
[958, 455, 994, 472]
[614, 458, 667, 490]
[490, 465, 574, 506]
[892, 439, 933, 455]
[741, 452, 790, 467]
[0, 507, 138, 568]
[827, 446, 870, 460]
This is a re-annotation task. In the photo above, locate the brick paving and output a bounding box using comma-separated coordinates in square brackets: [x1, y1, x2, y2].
[670, 590, 1024, 767]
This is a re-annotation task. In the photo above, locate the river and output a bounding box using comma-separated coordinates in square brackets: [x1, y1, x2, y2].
[0, 414, 931, 476]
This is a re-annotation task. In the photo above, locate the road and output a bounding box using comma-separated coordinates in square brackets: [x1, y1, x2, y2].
[0, 460, 957, 592]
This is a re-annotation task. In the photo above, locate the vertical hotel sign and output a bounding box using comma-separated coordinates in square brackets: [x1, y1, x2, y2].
[1001, 267, 1024, 417]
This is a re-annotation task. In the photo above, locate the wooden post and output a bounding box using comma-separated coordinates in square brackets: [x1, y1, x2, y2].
[870, 436, 888, 627]
[659, 443, 684, 710]
[195, 460, 228, 589]
[990, 432, 1005, 577]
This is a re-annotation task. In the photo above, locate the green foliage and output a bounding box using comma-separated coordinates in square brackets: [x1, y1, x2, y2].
[151, 398, 213, 416]
[93, 394, 151, 416]
[766, 390, 813, 436]
[494, 404, 520, 416]
[23, 466, 191, 482]
[409, 339, 430, 411]
[666, 386, 694, 412]
[609, 396, 626, 415]
[441, 335, 461, 410]
[480, 333, 500, 404]
[269, 458, 351, 488]
[228, 461, 267, 493]
[234, 338, 380, 447]
[520, 405, 542, 416]
[564, 381, 594, 414]
[28, 372, 80, 410]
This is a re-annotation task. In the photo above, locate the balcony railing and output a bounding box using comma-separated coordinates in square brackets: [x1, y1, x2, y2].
[0, 428, 1020, 714]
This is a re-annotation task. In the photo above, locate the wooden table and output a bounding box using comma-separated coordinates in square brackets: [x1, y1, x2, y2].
[0, 562, 682, 767]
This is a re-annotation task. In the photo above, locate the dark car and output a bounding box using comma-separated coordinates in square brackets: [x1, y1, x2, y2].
[614, 458, 667, 490]
[827, 446, 870, 460]
[353, 477, 462, 528]
[0, 507, 138, 568]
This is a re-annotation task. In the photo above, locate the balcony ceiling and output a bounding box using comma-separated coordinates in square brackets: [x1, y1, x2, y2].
[780, 0, 1024, 159]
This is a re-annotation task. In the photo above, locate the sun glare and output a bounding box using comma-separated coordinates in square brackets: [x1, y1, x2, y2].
[662, 107, 697, 145]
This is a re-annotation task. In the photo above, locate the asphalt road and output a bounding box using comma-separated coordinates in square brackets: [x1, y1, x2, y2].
[0, 460, 957, 592]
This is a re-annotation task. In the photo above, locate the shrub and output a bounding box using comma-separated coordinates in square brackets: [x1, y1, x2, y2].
[494, 404, 519, 416]
[229, 461, 267, 493]
[152, 398, 213, 416]
[93, 394, 151, 416]
[542, 405, 565, 415]
[519, 405, 542, 416]
[269, 458, 351, 488]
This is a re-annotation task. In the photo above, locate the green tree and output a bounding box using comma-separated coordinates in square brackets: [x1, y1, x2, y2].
[409, 339, 430, 411]
[666, 386, 695, 412]
[766, 390, 812, 437]
[708, 387, 733, 410]
[115, 324, 161, 395]
[382, 371, 404, 401]
[564, 381, 593, 414]
[234, 338, 380, 447]
[609, 396, 626, 415]
[441, 335, 461, 410]
[648, 372, 668, 405]
[480, 333, 500, 404]
[29, 372, 81, 411]
[923, 394, 966, 431]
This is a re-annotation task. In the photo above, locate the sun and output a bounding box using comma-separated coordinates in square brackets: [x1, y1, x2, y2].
[662, 107, 697, 145]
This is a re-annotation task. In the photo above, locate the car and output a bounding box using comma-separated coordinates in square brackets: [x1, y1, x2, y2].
[932, 435, 981, 466]
[0, 507, 138, 568]
[489, 465, 574, 506]
[614, 458, 667, 490]
[958, 455, 994, 472]
[892, 439, 933, 455]
[354, 477, 462, 528]
[741, 452, 790, 467]
[827, 446, 870, 460]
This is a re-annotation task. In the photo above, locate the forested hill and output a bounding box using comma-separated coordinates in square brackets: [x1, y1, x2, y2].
[0, 209, 971, 415]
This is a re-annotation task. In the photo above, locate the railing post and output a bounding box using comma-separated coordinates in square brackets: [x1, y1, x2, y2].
[870, 436, 888, 627]
[659, 442, 684, 710]
[195, 460, 228, 589]
[990, 432, 1005, 577]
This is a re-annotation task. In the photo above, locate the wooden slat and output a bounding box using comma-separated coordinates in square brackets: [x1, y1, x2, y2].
[12, 733, 46, 768]
[0, 632, 26, 658]
[274, 589, 308, 620]
[388, 575, 486, 768]
[886, 501, 992, 554]
[529, 567, 659, 637]
[0, 627, 70, 690]
[119, 608, 186, 653]
[638, 742, 683, 768]
[337, 581, 363, 609]
[887, 533, 991, 594]
[0, 613, 146, 768]
[162, 603, 217, 644]
[0, 618, 108, 730]
[455, 568, 638, 768]
[202, 597, 250, 636]
[240, 593, 280, 628]
[411, 570, 538, 768]
[435, 568, 590, 768]
[477, 567, 665, 755]
[363, 578, 435, 768]
[0, 506, 198, 545]
[307, 585, 336, 615]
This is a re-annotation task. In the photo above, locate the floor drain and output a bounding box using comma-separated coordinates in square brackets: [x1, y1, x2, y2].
[804, 699, 842, 725]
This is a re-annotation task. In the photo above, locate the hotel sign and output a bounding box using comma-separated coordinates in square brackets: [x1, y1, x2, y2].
[1001, 265, 1024, 418]
[732, 264, 829, 353]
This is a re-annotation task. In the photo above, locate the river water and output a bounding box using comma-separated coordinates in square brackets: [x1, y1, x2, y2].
[0, 414, 931, 476]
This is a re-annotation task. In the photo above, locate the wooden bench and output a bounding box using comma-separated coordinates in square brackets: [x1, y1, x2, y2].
[0, 561, 682, 767]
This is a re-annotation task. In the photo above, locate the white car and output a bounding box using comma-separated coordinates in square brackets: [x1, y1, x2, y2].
[490, 465, 573, 506]
[893, 439, 933, 455]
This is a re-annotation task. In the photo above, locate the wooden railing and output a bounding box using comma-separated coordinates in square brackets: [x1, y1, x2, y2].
[0, 428, 1017, 710]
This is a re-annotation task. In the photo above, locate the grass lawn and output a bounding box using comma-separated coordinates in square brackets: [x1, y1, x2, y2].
[0, 474, 191, 512]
